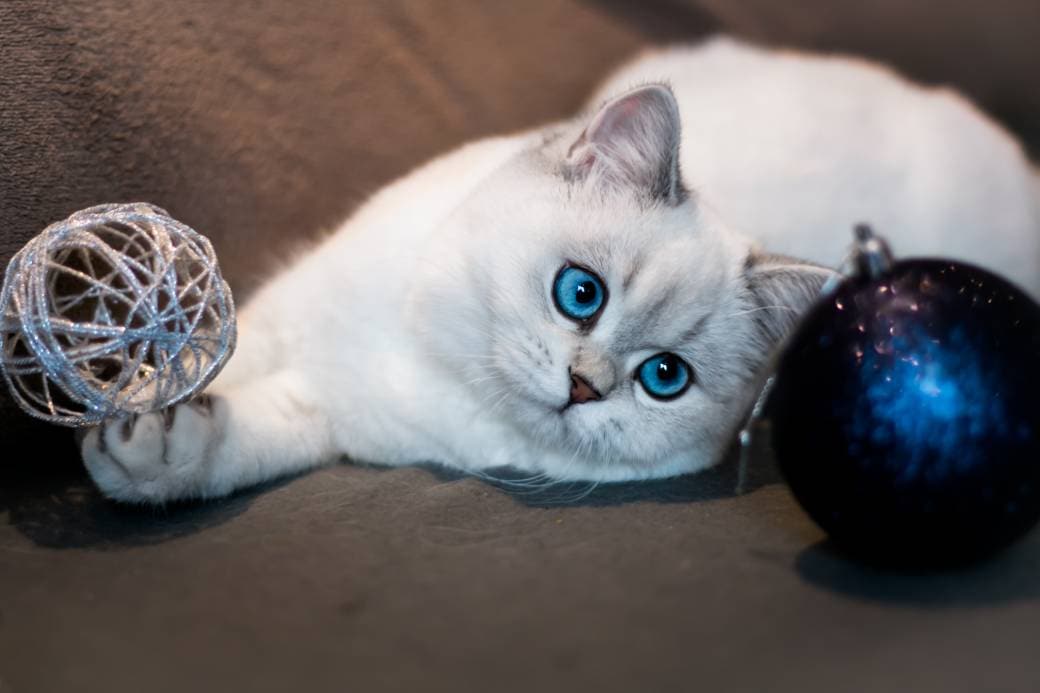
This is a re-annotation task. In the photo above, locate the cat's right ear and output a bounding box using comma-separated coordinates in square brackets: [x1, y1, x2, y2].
[564, 84, 686, 204]
[744, 251, 837, 348]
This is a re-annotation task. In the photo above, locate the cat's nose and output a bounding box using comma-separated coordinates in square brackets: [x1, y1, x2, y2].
[569, 371, 601, 405]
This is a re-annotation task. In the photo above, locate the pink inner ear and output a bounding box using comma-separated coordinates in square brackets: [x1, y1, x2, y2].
[587, 93, 644, 148]
[566, 84, 681, 195]
[608, 96, 642, 123]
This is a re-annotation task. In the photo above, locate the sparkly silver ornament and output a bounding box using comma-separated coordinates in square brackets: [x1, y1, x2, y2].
[0, 203, 236, 426]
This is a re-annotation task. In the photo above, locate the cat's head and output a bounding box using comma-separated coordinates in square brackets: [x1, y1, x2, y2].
[415, 84, 831, 480]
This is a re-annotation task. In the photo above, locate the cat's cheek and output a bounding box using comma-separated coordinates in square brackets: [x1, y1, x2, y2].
[493, 362, 567, 415]
[491, 343, 570, 411]
[626, 397, 706, 457]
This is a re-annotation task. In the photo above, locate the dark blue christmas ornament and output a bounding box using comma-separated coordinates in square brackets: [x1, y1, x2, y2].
[765, 226, 1040, 565]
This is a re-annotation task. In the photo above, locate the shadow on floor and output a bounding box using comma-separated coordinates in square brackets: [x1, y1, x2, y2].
[796, 534, 1040, 607]
[2, 421, 783, 548]
[423, 433, 783, 508]
[0, 431, 277, 551]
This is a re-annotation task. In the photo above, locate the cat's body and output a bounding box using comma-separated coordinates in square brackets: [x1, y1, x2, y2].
[82, 37, 1040, 502]
[598, 40, 1040, 288]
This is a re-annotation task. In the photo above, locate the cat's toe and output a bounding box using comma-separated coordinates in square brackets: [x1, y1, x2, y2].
[80, 425, 131, 498]
[80, 401, 217, 503]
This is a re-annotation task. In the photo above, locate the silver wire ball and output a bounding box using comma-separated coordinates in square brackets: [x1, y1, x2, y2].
[0, 203, 236, 426]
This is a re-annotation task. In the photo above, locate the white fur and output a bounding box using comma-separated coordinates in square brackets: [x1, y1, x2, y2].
[81, 37, 1040, 502]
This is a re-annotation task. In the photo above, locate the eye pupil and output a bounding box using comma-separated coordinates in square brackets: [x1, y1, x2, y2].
[657, 359, 677, 381]
[575, 281, 597, 304]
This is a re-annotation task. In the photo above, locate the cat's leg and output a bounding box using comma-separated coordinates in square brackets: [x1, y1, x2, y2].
[203, 316, 282, 391]
[80, 369, 336, 503]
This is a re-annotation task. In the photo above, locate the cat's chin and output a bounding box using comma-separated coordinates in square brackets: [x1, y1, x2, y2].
[512, 402, 629, 466]
[490, 407, 714, 483]
[519, 436, 712, 483]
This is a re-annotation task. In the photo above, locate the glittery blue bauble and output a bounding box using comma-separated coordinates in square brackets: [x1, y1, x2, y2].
[770, 260, 1040, 564]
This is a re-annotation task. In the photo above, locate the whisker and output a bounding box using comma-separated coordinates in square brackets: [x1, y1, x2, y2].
[724, 304, 800, 318]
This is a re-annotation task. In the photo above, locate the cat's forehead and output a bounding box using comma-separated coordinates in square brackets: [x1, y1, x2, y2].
[619, 242, 734, 342]
[548, 205, 738, 346]
[556, 203, 732, 291]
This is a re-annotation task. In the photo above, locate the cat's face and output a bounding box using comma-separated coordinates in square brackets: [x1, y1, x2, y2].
[416, 85, 829, 481]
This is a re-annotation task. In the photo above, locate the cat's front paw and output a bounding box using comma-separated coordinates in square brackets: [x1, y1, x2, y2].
[80, 396, 221, 503]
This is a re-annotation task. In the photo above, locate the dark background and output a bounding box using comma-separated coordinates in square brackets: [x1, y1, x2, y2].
[2, 2, 1039, 691]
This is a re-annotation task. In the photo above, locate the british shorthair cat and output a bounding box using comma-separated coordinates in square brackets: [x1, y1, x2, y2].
[81, 37, 1040, 502]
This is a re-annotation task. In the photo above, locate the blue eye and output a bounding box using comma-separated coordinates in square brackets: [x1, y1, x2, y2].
[552, 265, 607, 323]
[638, 353, 693, 400]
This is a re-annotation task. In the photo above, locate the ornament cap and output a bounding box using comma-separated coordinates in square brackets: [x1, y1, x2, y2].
[850, 223, 894, 279]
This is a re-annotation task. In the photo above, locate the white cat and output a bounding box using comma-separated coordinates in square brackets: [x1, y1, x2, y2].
[81, 37, 1040, 502]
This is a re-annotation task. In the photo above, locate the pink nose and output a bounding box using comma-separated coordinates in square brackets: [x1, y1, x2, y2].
[569, 372, 601, 405]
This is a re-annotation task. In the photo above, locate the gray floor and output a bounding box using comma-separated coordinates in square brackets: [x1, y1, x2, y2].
[2, 438, 1040, 692]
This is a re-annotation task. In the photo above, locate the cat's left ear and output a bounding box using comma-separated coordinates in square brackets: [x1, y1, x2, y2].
[565, 84, 686, 204]
[744, 251, 838, 347]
